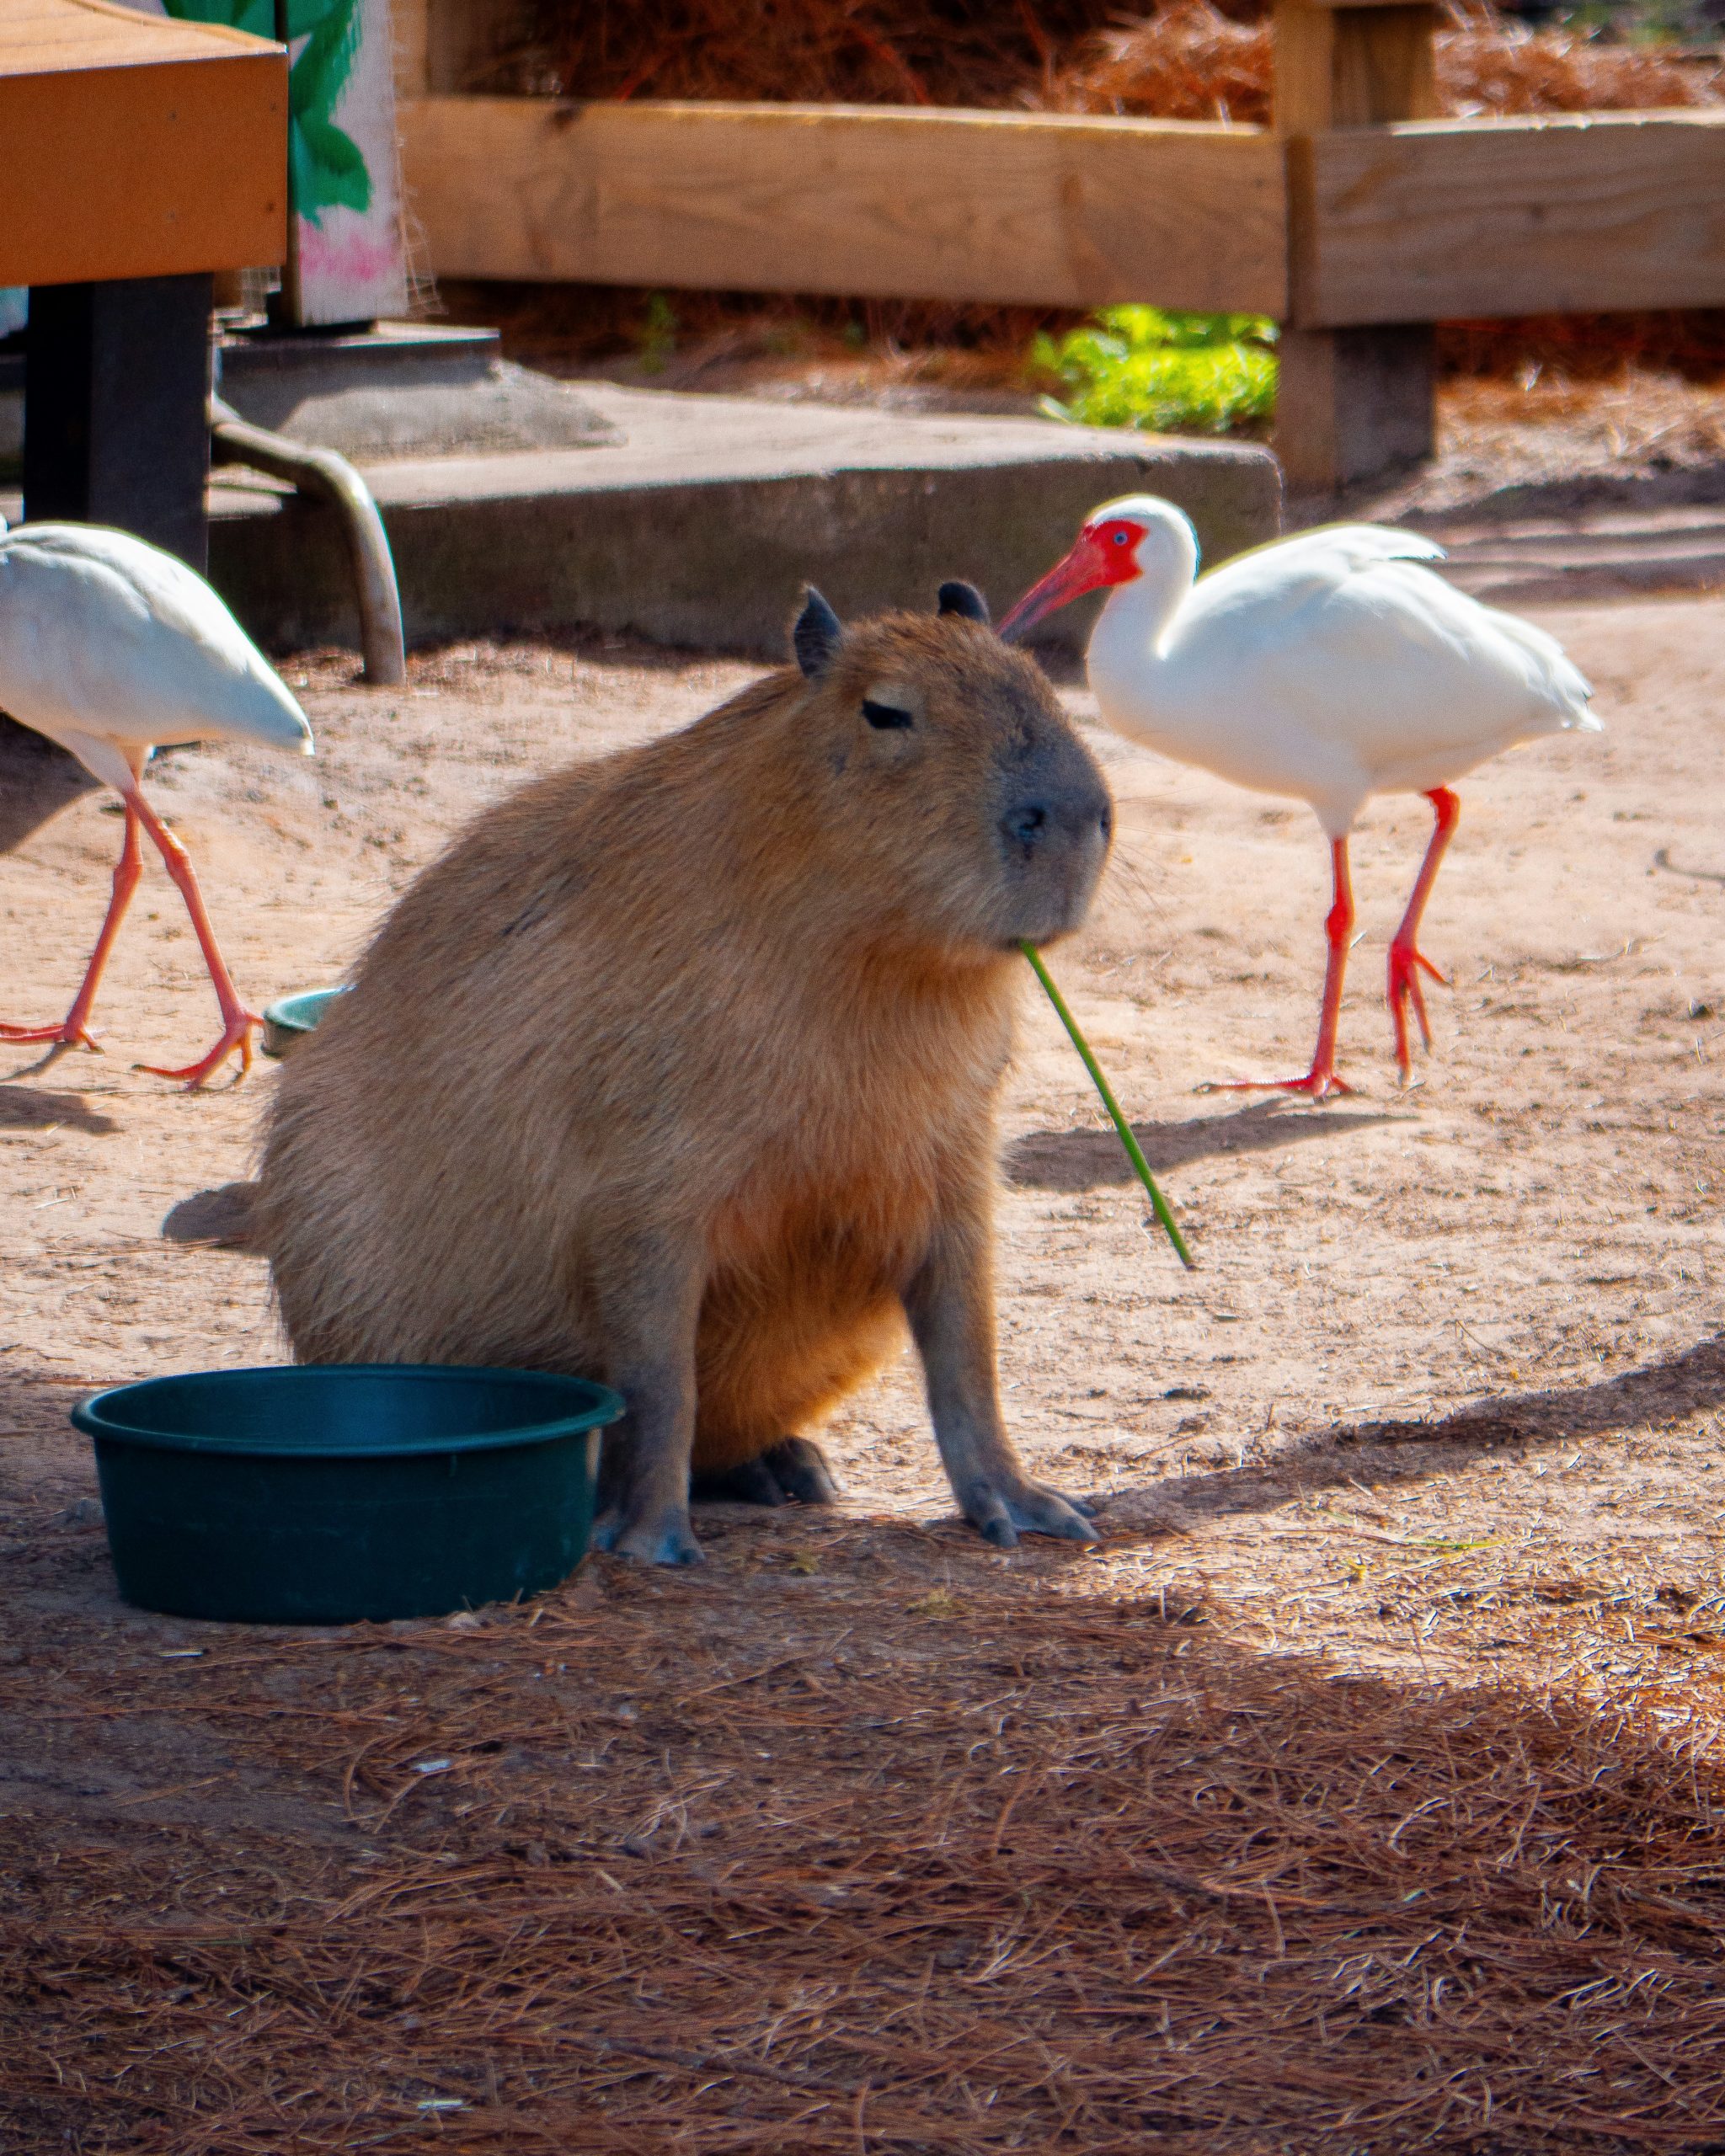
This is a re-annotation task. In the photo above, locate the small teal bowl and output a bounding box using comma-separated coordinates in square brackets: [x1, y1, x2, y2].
[72, 1364, 626, 1625]
[261, 985, 349, 1058]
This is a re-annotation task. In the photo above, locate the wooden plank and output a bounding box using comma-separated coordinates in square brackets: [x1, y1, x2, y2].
[1274, 0, 1438, 488]
[1308, 109, 1725, 323]
[0, 0, 268, 74]
[389, 0, 527, 96]
[393, 0, 430, 99]
[0, 52, 286, 284]
[399, 95, 1287, 316]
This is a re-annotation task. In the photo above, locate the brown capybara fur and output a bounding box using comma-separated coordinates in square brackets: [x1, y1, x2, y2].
[256, 587, 1113, 1564]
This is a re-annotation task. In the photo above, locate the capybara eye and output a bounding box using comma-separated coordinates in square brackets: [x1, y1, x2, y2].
[862, 699, 914, 731]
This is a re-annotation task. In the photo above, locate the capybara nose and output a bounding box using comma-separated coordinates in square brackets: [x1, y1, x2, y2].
[1003, 785, 1114, 862]
[1003, 801, 1052, 851]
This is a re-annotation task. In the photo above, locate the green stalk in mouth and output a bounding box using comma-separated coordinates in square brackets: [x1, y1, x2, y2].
[1019, 942, 1195, 1271]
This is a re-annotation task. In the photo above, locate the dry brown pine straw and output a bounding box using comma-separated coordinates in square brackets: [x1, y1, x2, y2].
[528, 0, 1724, 120]
[5, 1534, 1725, 2153]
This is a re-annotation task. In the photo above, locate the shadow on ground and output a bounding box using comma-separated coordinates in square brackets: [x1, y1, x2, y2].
[0, 718, 96, 854]
[1007, 1099, 1400, 1188]
[162, 1182, 259, 1248]
[1654, 845, 1725, 888]
[0, 1086, 115, 1134]
[1093, 1331, 1725, 1542]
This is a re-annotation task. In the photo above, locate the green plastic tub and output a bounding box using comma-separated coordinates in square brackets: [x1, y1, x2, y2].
[261, 985, 349, 1058]
[72, 1365, 625, 1625]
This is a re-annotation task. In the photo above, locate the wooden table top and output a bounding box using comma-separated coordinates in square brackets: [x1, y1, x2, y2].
[0, 0, 288, 287]
[0, 0, 270, 76]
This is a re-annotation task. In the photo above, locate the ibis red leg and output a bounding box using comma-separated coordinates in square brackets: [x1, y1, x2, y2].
[0, 800, 144, 1059]
[1209, 837, 1356, 1101]
[126, 789, 260, 1088]
[1386, 787, 1459, 1085]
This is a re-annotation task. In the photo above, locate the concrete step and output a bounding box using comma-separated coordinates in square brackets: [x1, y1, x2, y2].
[200, 384, 1279, 659]
[11, 395, 1722, 649]
[1420, 503, 1725, 606]
[0, 385, 1263, 660]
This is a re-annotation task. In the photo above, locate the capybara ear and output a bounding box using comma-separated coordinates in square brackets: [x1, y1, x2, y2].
[937, 580, 991, 626]
[793, 587, 845, 679]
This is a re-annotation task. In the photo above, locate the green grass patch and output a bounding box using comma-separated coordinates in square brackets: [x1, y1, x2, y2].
[1033, 307, 1278, 436]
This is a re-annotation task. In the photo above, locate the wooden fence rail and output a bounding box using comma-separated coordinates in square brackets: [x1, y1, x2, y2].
[394, 0, 1725, 489]
[400, 99, 1288, 317]
[1303, 110, 1725, 323]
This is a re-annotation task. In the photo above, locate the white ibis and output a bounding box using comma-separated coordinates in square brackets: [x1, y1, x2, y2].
[0, 521, 312, 1086]
[1001, 496, 1599, 1097]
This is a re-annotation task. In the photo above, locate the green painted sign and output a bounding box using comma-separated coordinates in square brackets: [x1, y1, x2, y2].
[163, 0, 371, 227]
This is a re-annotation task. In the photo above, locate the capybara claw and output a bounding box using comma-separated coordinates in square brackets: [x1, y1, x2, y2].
[691, 1435, 841, 1508]
[1044, 1506, 1102, 1543]
[607, 1511, 705, 1567]
[690, 1454, 789, 1507]
[761, 1435, 841, 1505]
[977, 1481, 1100, 1547]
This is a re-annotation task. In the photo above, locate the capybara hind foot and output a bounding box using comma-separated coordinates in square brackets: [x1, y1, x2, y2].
[692, 1435, 841, 1508]
[959, 1475, 1098, 1550]
[765, 1435, 841, 1504]
[691, 1453, 788, 1507]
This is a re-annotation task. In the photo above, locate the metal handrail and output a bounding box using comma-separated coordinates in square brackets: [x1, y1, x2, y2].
[208, 395, 407, 687]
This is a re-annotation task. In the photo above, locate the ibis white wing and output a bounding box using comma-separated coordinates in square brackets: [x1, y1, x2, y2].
[1183, 522, 1446, 635]
[1102, 522, 1594, 833]
[0, 523, 312, 760]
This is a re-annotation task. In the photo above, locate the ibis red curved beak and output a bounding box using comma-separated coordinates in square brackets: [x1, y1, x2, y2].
[1000, 527, 1134, 643]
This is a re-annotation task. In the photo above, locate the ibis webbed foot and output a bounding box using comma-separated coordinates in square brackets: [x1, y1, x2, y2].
[1198, 1067, 1355, 1102]
[1387, 937, 1449, 1083]
[1386, 787, 1461, 1084]
[0, 1017, 100, 1054]
[1195, 835, 1356, 1104]
[137, 1010, 260, 1091]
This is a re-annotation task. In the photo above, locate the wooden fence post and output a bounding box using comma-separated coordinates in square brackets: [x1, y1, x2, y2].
[1273, 0, 1439, 493]
[394, 0, 525, 96]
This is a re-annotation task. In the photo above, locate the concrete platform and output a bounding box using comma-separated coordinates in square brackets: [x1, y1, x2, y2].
[215, 322, 621, 460]
[195, 383, 1281, 659]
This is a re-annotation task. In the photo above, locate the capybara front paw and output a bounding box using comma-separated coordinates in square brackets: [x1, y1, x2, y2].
[964, 1478, 1098, 1550]
[593, 1506, 705, 1566]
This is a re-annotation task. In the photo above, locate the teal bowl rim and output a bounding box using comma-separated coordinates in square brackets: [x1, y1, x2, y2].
[71, 1364, 627, 1461]
[262, 985, 349, 1033]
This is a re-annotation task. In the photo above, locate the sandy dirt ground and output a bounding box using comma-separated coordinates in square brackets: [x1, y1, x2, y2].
[3, 597, 1723, 2148]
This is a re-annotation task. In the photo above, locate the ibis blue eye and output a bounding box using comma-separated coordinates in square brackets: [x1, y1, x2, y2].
[1112, 530, 1128, 545]
[862, 699, 914, 730]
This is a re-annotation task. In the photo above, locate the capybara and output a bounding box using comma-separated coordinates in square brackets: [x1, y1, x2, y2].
[257, 582, 1114, 1565]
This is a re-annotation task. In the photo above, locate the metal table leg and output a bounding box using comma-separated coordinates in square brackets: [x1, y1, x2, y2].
[23, 274, 214, 572]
